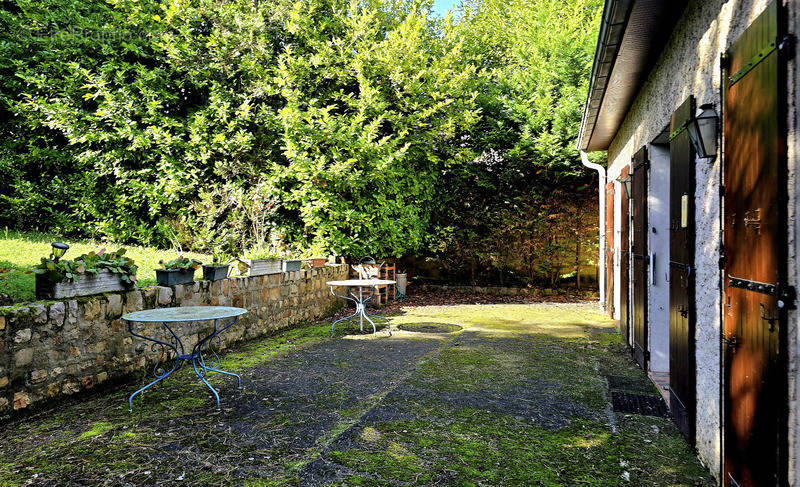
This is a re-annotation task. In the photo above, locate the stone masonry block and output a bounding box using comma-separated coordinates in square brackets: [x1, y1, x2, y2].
[124, 290, 143, 313]
[83, 300, 101, 321]
[157, 287, 173, 305]
[48, 302, 65, 326]
[66, 300, 78, 325]
[33, 304, 47, 324]
[107, 294, 122, 318]
[30, 369, 47, 384]
[13, 392, 30, 410]
[14, 348, 33, 367]
[13, 329, 31, 344]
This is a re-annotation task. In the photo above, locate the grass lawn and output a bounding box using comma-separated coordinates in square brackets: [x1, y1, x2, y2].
[0, 229, 209, 303]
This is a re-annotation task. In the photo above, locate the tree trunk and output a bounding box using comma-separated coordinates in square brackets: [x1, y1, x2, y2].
[470, 258, 476, 286]
[575, 231, 581, 290]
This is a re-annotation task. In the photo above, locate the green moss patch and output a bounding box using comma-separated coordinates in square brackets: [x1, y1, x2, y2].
[0, 303, 713, 486]
[396, 322, 463, 334]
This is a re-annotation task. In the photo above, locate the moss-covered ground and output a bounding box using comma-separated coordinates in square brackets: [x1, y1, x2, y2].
[0, 301, 714, 486]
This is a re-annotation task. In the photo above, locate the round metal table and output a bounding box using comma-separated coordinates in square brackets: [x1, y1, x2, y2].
[327, 279, 396, 335]
[123, 306, 247, 411]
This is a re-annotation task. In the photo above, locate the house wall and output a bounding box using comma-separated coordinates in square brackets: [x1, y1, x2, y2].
[0, 265, 347, 418]
[787, 0, 800, 483]
[604, 0, 799, 480]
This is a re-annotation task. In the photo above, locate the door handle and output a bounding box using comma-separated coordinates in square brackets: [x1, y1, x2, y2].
[760, 303, 778, 332]
[650, 252, 655, 285]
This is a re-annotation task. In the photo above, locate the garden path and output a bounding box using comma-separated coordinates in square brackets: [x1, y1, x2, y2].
[0, 300, 714, 486]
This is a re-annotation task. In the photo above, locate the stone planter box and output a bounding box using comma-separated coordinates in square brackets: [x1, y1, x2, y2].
[283, 259, 302, 272]
[35, 270, 133, 300]
[202, 264, 229, 281]
[245, 258, 282, 277]
[155, 268, 196, 286]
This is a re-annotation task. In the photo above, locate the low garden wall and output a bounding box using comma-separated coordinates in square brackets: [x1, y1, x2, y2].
[417, 283, 565, 297]
[0, 265, 347, 416]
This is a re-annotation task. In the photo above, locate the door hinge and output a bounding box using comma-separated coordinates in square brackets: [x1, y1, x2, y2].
[718, 253, 727, 270]
[730, 35, 790, 85]
[723, 334, 739, 350]
[720, 53, 730, 71]
[779, 34, 795, 58]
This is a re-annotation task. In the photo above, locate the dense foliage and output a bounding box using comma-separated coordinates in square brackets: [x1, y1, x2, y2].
[0, 0, 601, 284]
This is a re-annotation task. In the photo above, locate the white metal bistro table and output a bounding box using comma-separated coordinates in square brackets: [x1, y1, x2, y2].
[123, 306, 247, 411]
[327, 279, 396, 335]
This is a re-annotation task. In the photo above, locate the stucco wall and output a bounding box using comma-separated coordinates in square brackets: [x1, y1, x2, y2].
[787, 0, 800, 483]
[603, 0, 790, 479]
[0, 265, 347, 418]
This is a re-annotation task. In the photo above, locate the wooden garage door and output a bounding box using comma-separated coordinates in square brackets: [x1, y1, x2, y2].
[605, 182, 615, 318]
[669, 96, 696, 443]
[620, 167, 630, 346]
[632, 147, 649, 369]
[722, 2, 789, 485]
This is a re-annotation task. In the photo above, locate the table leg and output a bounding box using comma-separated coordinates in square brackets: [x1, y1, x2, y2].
[128, 321, 183, 412]
[329, 286, 362, 334]
[191, 318, 244, 409]
[360, 306, 377, 334]
[359, 287, 364, 331]
[192, 356, 221, 410]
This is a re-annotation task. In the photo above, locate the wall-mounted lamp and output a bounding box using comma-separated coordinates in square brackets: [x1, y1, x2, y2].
[50, 242, 69, 262]
[619, 176, 633, 200]
[687, 103, 718, 160]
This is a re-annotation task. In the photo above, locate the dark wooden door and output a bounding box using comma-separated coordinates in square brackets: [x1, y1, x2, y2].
[722, 2, 788, 485]
[605, 182, 615, 318]
[632, 148, 649, 368]
[619, 167, 630, 347]
[669, 96, 696, 442]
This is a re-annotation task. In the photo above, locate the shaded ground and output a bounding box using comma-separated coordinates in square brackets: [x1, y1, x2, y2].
[0, 300, 714, 486]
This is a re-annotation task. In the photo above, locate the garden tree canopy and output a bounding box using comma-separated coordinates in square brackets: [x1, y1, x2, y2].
[432, 0, 602, 284]
[0, 0, 601, 278]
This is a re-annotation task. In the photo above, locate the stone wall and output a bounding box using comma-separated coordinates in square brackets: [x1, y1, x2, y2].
[416, 284, 580, 298]
[0, 265, 347, 417]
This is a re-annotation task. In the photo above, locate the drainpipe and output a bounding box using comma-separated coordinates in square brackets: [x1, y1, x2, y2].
[581, 151, 607, 308]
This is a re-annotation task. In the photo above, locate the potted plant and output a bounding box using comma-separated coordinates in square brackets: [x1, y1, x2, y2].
[240, 248, 282, 277]
[156, 257, 201, 286]
[283, 257, 303, 272]
[33, 244, 138, 299]
[202, 256, 230, 281]
[301, 243, 328, 269]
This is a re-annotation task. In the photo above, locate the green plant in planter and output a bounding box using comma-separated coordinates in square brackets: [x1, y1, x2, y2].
[242, 247, 281, 260]
[211, 254, 232, 265]
[300, 242, 329, 259]
[203, 255, 232, 281]
[33, 249, 138, 284]
[160, 257, 202, 271]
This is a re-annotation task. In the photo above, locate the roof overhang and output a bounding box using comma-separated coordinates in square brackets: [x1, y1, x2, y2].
[578, 0, 689, 152]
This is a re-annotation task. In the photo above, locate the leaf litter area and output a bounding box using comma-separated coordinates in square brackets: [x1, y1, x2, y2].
[0, 299, 714, 486]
